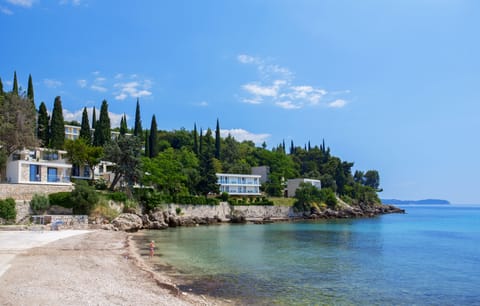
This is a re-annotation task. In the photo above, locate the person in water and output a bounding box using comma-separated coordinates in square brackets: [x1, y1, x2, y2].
[149, 240, 155, 258]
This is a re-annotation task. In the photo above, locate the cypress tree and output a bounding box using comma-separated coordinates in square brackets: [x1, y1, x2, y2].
[193, 123, 199, 155]
[148, 115, 158, 158]
[27, 74, 34, 107]
[37, 102, 49, 146]
[290, 140, 294, 155]
[215, 119, 221, 159]
[91, 107, 96, 130]
[79, 107, 91, 144]
[93, 100, 111, 146]
[120, 114, 128, 135]
[50, 96, 65, 149]
[144, 129, 150, 157]
[134, 98, 142, 137]
[12, 71, 18, 95]
[0, 77, 4, 96]
[199, 128, 203, 155]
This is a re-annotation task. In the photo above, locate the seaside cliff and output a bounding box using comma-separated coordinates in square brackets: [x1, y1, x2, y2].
[105, 202, 404, 232]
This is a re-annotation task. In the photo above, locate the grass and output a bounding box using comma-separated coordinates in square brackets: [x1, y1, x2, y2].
[270, 197, 296, 207]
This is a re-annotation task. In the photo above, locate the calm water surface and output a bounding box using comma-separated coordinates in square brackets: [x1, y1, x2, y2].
[135, 205, 480, 305]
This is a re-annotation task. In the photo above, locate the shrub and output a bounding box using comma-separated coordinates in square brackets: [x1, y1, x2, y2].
[220, 192, 229, 201]
[30, 194, 50, 213]
[71, 181, 99, 215]
[91, 199, 119, 221]
[175, 207, 182, 215]
[123, 199, 139, 213]
[109, 192, 127, 203]
[0, 198, 16, 222]
[49, 192, 72, 208]
[94, 178, 108, 190]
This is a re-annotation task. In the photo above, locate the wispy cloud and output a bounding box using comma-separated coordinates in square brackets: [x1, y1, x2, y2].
[6, 0, 35, 8]
[59, 0, 82, 6]
[43, 79, 63, 88]
[237, 54, 349, 110]
[220, 128, 270, 145]
[114, 77, 152, 101]
[77, 79, 87, 88]
[0, 5, 13, 14]
[195, 101, 209, 107]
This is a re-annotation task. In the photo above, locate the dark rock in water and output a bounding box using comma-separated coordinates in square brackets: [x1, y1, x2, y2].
[230, 210, 246, 223]
[112, 213, 143, 232]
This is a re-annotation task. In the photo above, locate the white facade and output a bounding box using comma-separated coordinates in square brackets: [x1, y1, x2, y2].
[216, 173, 261, 196]
[6, 148, 72, 185]
[286, 178, 321, 198]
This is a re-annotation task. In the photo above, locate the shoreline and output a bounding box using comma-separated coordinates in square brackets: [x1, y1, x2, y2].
[0, 230, 222, 305]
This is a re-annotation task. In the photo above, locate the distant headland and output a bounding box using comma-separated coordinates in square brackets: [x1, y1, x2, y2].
[381, 199, 450, 205]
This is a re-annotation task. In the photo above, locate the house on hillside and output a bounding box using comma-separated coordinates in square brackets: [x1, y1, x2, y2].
[216, 173, 261, 196]
[285, 178, 321, 198]
[6, 148, 72, 185]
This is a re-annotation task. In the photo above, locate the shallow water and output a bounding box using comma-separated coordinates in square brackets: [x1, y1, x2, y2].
[135, 205, 480, 305]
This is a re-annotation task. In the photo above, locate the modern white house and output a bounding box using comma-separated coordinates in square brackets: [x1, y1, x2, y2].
[286, 178, 321, 198]
[6, 148, 72, 185]
[216, 173, 261, 196]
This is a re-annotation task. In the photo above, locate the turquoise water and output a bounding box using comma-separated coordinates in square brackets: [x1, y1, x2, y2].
[137, 205, 480, 305]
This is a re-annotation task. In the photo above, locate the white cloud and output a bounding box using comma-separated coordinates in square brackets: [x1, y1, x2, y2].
[114, 80, 152, 100]
[220, 128, 270, 145]
[328, 99, 347, 108]
[90, 84, 107, 92]
[60, 0, 82, 5]
[43, 79, 63, 88]
[63, 108, 126, 128]
[6, 0, 34, 8]
[0, 6, 13, 14]
[238, 54, 349, 110]
[196, 101, 208, 107]
[77, 79, 87, 88]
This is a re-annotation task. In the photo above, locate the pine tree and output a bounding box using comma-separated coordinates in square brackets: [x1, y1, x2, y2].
[12, 71, 18, 96]
[50, 96, 65, 149]
[27, 74, 34, 107]
[37, 102, 49, 146]
[193, 123, 199, 155]
[120, 114, 128, 135]
[134, 98, 142, 137]
[148, 115, 158, 158]
[91, 107, 96, 130]
[215, 119, 221, 159]
[93, 100, 111, 146]
[79, 107, 91, 144]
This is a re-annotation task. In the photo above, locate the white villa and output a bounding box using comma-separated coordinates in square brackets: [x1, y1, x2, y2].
[216, 173, 261, 196]
[286, 178, 321, 198]
[6, 148, 72, 185]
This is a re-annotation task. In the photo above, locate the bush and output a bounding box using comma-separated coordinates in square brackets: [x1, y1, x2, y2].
[175, 207, 182, 215]
[220, 192, 229, 201]
[49, 192, 72, 208]
[108, 192, 127, 203]
[90, 199, 119, 221]
[30, 194, 50, 213]
[94, 178, 108, 190]
[71, 181, 99, 214]
[0, 198, 16, 222]
[123, 199, 139, 213]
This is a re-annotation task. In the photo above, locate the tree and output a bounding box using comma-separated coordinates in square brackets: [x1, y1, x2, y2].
[64, 139, 103, 180]
[37, 102, 49, 146]
[93, 100, 111, 146]
[354, 170, 365, 184]
[119, 114, 128, 135]
[103, 135, 143, 192]
[0, 93, 38, 179]
[0, 77, 4, 96]
[12, 71, 18, 96]
[50, 96, 65, 149]
[91, 107, 96, 130]
[148, 115, 158, 158]
[27, 74, 34, 107]
[134, 98, 142, 137]
[193, 123, 199, 155]
[364, 170, 381, 191]
[215, 119, 221, 159]
[144, 129, 150, 157]
[79, 107, 91, 144]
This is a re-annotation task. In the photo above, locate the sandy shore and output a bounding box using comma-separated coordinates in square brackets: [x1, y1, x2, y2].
[0, 230, 221, 306]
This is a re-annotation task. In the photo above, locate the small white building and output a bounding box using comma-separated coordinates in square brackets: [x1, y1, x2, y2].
[286, 178, 321, 198]
[216, 173, 261, 196]
[6, 148, 72, 185]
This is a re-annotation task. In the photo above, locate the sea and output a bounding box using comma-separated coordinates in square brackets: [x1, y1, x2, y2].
[134, 205, 480, 305]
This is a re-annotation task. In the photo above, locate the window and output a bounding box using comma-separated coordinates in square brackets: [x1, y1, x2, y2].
[47, 168, 58, 182]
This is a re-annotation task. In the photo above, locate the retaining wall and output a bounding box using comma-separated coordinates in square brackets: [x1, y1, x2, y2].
[0, 183, 73, 201]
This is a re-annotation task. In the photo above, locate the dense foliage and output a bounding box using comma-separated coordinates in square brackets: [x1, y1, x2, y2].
[0, 198, 16, 222]
[70, 180, 99, 214]
[30, 194, 50, 213]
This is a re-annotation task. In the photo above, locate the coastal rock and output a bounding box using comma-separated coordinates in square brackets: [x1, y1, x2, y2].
[112, 213, 143, 232]
[230, 210, 246, 223]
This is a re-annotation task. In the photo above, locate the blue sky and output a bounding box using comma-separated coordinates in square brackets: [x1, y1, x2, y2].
[1, 0, 479, 203]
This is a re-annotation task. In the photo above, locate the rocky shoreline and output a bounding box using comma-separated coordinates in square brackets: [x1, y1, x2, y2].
[104, 202, 405, 232]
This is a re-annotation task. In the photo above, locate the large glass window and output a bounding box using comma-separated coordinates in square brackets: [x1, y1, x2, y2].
[47, 167, 58, 182]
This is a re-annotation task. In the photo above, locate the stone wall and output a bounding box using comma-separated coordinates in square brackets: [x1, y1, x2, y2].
[31, 215, 89, 229]
[0, 183, 73, 201]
